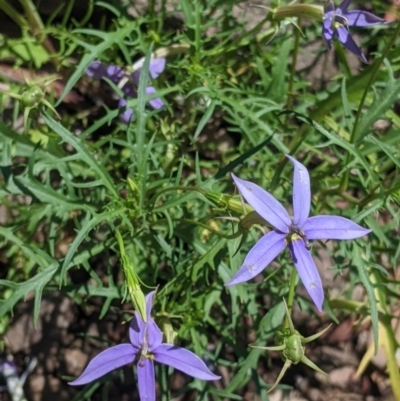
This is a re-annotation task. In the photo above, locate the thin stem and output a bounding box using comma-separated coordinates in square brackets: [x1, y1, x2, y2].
[286, 19, 302, 111]
[0, 0, 27, 26]
[18, 0, 59, 67]
[285, 267, 297, 327]
[194, 1, 201, 65]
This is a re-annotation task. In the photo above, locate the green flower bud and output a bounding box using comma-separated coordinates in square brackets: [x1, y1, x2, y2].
[283, 332, 305, 364]
[158, 316, 178, 345]
[204, 191, 252, 215]
[115, 229, 147, 322]
[21, 86, 44, 108]
[273, 4, 324, 22]
[251, 299, 330, 393]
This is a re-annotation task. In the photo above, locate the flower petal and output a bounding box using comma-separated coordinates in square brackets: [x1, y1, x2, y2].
[303, 215, 371, 240]
[288, 240, 324, 312]
[86, 61, 124, 83]
[154, 344, 221, 381]
[322, 20, 334, 49]
[286, 155, 311, 227]
[129, 291, 162, 348]
[146, 86, 164, 109]
[345, 10, 386, 27]
[137, 358, 156, 401]
[337, 0, 351, 13]
[324, 0, 334, 14]
[69, 344, 136, 386]
[231, 174, 291, 233]
[225, 231, 287, 286]
[131, 58, 166, 85]
[145, 291, 156, 321]
[336, 26, 368, 63]
[147, 320, 163, 351]
[149, 58, 166, 79]
[118, 98, 134, 124]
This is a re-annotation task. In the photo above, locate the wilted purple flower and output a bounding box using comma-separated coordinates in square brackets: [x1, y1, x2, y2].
[86, 58, 166, 123]
[226, 155, 371, 312]
[69, 291, 220, 400]
[323, 0, 386, 62]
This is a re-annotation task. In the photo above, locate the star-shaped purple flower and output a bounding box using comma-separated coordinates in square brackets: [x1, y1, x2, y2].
[69, 291, 220, 400]
[323, 0, 386, 63]
[226, 155, 371, 312]
[86, 58, 166, 123]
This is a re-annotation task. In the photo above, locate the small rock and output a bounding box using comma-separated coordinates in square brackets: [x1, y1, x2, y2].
[64, 349, 88, 376]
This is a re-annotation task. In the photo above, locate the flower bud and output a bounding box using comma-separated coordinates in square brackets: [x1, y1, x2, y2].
[21, 86, 44, 108]
[203, 191, 252, 214]
[158, 316, 178, 345]
[272, 4, 324, 22]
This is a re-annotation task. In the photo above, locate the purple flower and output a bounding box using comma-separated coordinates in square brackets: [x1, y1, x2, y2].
[323, 0, 386, 63]
[226, 155, 371, 312]
[86, 58, 166, 123]
[69, 291, 220, 400]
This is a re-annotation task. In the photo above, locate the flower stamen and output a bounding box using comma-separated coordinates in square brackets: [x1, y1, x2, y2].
[290, 224, 311, 250]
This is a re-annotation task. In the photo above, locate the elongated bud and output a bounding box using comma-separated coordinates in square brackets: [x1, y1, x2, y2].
[115, 229, 147, 322]
[158, 316, 178, 345]
[127, 177, 139, 194]
[272, 4, 324, 22]
[204, 191, 253, 215]
[240, 210, 268, 230]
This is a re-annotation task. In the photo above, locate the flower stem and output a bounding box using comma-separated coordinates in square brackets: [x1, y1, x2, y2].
[0, 0, 27, 26]
[3, 0, 60, 68]
[285, 22, 301, 111]
[285, 267, 298, 327]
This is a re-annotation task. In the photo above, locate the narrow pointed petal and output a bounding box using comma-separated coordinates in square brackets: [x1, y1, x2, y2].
[149, 58, 166, 79]
[322, 21, 334, 49]
[337, 0, 352, 13]
[289, 241, 324, 312]
[302, 215, 371, 240]
[86, 61, 124, 83]
[336, 26, 368, 63]
[286, 155, 311, 226]
[231, 174, 291, 233]
[146, 86, 164, 109]
[225, 231, 287, 286]
[131, 58, 166, 85]
[129, 291, 162, 348]
[345, 10, 386, 27]
[154, 344, 221, 380]
[147, 320, 163, 350]
[144, 291, 156, 322]
[324, 0, 334, 13]
[118, 98, 134, 123]
[137, 358, 156, 401]
[69, 344, 136, 386]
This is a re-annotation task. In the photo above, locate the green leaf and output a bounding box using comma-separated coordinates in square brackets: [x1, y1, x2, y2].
[42, 113, 118, 198]
[353, 244, 379, 353]
[356, 78, 400, 142]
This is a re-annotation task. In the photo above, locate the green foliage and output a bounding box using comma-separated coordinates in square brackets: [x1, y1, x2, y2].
[0, 0, 400, 399]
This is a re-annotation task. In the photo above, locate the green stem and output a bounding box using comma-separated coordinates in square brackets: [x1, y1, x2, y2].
[194, 1, 201, 65]
[18, 0, 59, 67]
[0, 0, 27, 27]
[340, 20, 400, 192]
[285, 15, 302, 111]
[285, 267, 297, 327]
